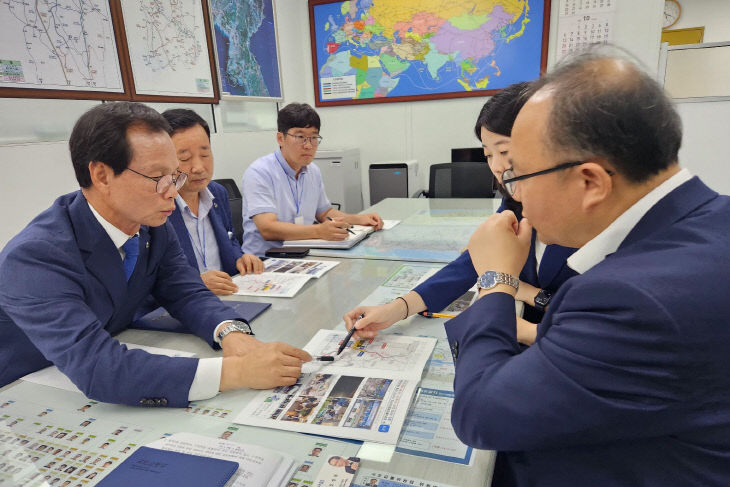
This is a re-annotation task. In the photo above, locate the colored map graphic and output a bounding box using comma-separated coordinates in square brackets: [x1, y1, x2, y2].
[311, 0, 546, 102]
[211, 0, 282, 98]
[310, 331, 435, 377]
[0, 0, 124, 91]
[120, 0, 214, 96]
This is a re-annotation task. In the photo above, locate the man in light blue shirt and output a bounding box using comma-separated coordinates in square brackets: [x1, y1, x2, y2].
[241, 103, 383, 256]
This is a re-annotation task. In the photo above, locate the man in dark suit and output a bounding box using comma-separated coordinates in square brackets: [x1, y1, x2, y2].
[448, 51, 730, 485]
[0, 102, 310, 407]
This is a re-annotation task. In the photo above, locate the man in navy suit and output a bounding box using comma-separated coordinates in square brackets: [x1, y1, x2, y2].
[450, 52, 730, 484]
[0, 102, 311, 407]
[161, 109, 264, 295]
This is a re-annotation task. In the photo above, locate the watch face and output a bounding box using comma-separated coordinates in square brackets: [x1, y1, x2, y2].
[478, 271, 498, 289]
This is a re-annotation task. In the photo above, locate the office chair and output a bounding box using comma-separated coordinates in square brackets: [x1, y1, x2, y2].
[426, 162, 495, 198]
[212, 178, 243, 243]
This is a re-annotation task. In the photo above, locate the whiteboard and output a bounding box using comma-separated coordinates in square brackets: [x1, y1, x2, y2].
[664, 42, 730, 100]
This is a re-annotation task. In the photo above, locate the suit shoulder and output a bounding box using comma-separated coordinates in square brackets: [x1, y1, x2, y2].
[207, 181, 228, 200]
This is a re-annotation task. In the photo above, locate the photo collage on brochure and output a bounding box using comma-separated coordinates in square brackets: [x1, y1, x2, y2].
[253, 373, 407, 434]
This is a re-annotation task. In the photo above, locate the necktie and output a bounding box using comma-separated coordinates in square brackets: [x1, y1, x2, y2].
[121, 235, 140, 281]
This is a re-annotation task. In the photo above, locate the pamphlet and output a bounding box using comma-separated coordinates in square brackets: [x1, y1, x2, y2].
[234, 330, 436, 444]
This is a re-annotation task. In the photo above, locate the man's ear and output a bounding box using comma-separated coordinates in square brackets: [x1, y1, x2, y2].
[578, 161, 613, 212]
[276, 131, 285, 147]
[87, 161, 113, 194]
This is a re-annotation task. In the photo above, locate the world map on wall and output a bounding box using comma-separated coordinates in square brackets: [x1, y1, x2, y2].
[210, 0, 282, 98]
[311, 0, 547, 104]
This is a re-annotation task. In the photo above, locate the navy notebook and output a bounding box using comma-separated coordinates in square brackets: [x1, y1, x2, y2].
[97, 446, 238, 487]
[132, 301, 271, 333]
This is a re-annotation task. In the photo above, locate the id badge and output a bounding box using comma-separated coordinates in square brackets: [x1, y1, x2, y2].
[294, 215, 304, 225]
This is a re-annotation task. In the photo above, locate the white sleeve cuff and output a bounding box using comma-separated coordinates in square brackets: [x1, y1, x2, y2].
[213, 320, 231, 345]
[188, 357, 223, 401]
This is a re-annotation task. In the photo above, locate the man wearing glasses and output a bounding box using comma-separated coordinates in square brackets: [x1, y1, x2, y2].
[240, 103, 383, 257]
[0, 102, 311, 406]
[441, 51, 730, 484]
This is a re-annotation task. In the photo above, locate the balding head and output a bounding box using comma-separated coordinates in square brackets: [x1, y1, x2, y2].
[527, 49, 682, 183]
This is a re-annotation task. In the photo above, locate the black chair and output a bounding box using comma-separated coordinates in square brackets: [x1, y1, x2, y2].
[212, 178, 243, 243]
[426, 162, 495, 198]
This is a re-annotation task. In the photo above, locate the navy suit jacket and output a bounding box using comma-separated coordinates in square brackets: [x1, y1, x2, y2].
[168, 181, 243, 276]
[447, 177, 730, 486]
[414, 199, 577, 317]
[0, 191, 244, 407]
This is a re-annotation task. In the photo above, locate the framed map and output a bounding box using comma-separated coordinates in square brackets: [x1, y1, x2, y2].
[0, 0, 128, 100]
[209, 0, 284, 100]
[308, 0, 551, 106]
[115, 0, 219, 102]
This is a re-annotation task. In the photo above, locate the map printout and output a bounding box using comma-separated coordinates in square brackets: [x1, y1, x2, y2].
[0, 0, 124, 92]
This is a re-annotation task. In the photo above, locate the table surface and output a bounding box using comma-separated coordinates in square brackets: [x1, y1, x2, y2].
[1, 198, 498, 487]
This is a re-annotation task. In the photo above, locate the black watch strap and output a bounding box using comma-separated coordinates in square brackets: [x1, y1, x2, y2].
[533, 289, 552, 312]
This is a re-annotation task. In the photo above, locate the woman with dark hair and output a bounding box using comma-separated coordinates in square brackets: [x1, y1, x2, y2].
[343, 82, 577, 345]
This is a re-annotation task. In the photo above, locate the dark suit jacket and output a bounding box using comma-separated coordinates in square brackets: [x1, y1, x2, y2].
[446, 177, 730, 485]
[0, 191, 243, 407]
[168, 181, 243, 276]
[414, 198, 577, 317]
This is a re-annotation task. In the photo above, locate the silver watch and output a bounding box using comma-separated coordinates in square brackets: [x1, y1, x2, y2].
[217, 320, 254, 342]
[477, 271, 519, 291]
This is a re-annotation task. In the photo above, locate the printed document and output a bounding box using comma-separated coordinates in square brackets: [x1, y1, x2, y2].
[234, 330, 436, 444]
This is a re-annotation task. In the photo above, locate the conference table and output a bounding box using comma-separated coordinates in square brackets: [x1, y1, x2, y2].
[1, 198, 501, 487]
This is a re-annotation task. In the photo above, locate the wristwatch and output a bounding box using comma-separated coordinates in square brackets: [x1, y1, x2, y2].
[216, 320, 254, 342]
[533, 289, 552, 312]
[477, 271, 519, 292]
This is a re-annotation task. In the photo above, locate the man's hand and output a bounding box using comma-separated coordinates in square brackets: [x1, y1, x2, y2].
[220, 330, 261, 357]
[317, 218, 349, 241]
[219, 342, 312, 390]
[515, 281, 540, 306]
[354, 213, 384, 230]
[201, 270, 238, 295]
[343, 301, 406, 339]
[516, 317, 538, 346]
[236, 253, 264, 275]
[467, 211, 532, 278]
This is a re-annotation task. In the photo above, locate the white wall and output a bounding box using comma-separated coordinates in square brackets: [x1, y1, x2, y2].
[671, 0, 730, 42]
[663, 0, 730, 194]
[676, 100, 730, 195]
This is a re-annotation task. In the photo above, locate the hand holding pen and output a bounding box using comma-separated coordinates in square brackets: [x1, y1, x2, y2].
[327, 216, 356, 235]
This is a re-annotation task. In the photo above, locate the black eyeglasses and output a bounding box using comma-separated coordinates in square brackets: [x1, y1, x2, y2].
[501, 161, 587, 197]
[125, 168, 188, 194]
[284, 132, 323, 146]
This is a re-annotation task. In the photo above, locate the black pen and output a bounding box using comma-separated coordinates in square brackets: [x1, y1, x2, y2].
[327, 216, 356, 235]
[337, 320, 360, 355]
[316, 356, 335, 361]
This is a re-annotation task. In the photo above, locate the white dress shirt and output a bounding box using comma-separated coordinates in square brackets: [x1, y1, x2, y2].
[567, 168, 692, 275]
[87, 203, 222, 401]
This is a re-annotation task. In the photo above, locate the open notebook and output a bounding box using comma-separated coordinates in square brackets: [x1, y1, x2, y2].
[281, 225, 375, 249]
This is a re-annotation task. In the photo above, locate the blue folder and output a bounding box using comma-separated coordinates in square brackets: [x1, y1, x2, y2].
[132, 301, 271, 333]
[97, 446, 238, 487]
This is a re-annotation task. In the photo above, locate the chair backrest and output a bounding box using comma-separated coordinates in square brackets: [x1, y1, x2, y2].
[428, 162, 495, 198]
[212, 179, 243, 243]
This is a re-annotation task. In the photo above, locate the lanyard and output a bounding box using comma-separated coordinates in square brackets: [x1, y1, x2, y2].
[188, 214, 208, 271]
[275, 152, 304, 216]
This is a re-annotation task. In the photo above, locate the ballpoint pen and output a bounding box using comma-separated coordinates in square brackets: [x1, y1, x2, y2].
[337, 313, 363, 355]
[327, 216, 356, 235]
